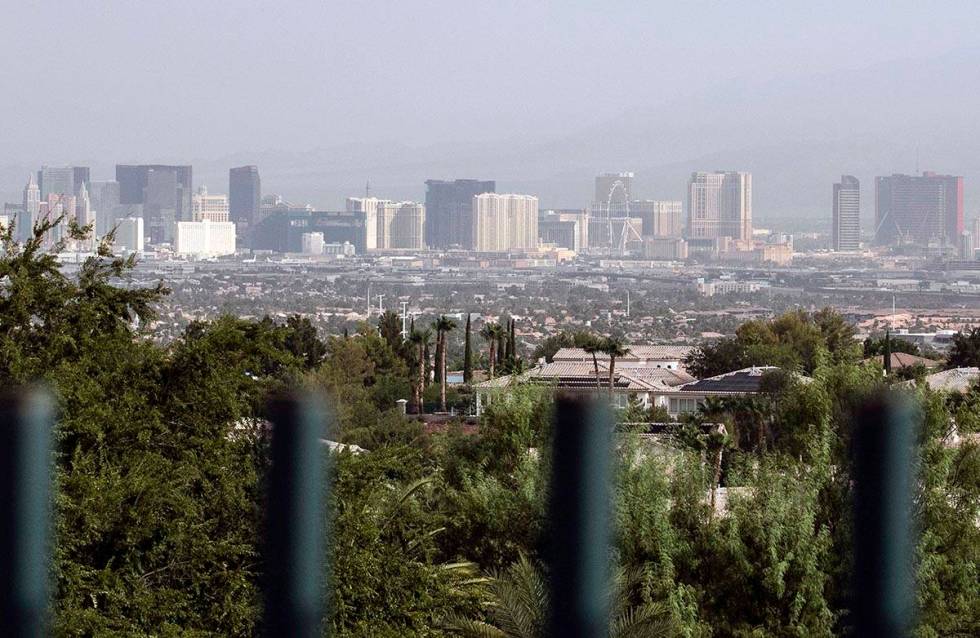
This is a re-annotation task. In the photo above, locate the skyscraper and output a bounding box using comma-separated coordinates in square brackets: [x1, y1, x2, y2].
[380, 201, 425, 250]
[89, 180, 122, 237]
[593, 173, 633, 216]
[20, 173, 41, 242]
[832, 175, 861, 251]
[874, 172, 964, 247]
[472, 193, 538, 252]
[192, 186, 230, 222]
[72, 166, 91, 194]
[424, 179, 495, 249]
[687, 171, 752, 242]
[229, 165, 260, 236]
[116, 164, 193, 244]
[631, 200, 684, 237]
[38, 166, 75, 199]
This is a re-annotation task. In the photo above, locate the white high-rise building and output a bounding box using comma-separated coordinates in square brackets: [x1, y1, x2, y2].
[345, 197, 380, 251]
[301, 232, 325, 255]
[175, 220, 236, 257]
[687, 171, 752, 242]
[114, 217, 144, 254]
[473, 193, 538, 252]
[191, 186, 230, 222]
[832, 176, 861, 251]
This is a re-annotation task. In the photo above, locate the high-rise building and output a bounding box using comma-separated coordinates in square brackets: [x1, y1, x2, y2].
[175, 219, 236, 257]
[972, 217, 980, 251]
[424, 179, 495, 249]
[590, 172, 634, 248]
[301, 232, 325, 255]
[538, 209, 589, 252]
[593, 173, 633, 216]
[72, 167, 91, 194]
[89, 181, 122, 237]
[192, 186, 230, 222]
[874, 172, 964, 247]
[959, 231, 974, 260]
[229, 165, 260, 237]
[687, 171, 752, 242]
[380, 201, 425, 250]
[113, 217, 144, 254]
[345, 197, 382, 251]
[20, 173, 41, 242]
[631, 200, 684, 237]
[74, 182, 96, 250]
[116, 164, 193, 244]
[472, 193, 538, 252]
[38, 166, 75, 199]
[832, 175, 861, 251]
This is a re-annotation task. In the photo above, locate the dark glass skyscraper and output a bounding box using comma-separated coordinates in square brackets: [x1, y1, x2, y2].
[424, 179, 495, 249]
[832, 175, 860, 251]
[229, 166, 261, 236]
[115, 164, 192, 244]
[874, 172, 963, 247]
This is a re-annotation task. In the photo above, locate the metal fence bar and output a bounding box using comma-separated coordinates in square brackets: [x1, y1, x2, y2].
[263, 394, 329, 638]
[547, 395, 611, 638]
[852, 393, 915, 638]
[0, 389, 54, 638]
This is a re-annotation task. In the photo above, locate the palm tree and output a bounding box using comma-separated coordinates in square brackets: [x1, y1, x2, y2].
[602, 337, 631, 396]
[435, 315, 457, 412]
[583, 336, 603, 389]
[409, 328, 432, 414]
[480, 322, 504, 379]
[445, 555, 675, 638]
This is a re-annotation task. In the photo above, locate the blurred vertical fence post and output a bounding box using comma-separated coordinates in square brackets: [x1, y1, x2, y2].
[547, 395, 611, 638]
[852, 393, 915, 638]
[0, 389, 54, 638]
[263, 393, 329, 638]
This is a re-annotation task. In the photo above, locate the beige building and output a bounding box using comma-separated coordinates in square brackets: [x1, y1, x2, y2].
[192, 186, 230, 222]
[643, 236, 688, 259]
[347, 197, 425, 250]
[687, 171, 752, 241]
[473, 193, 538, 252]
[379, 201, 425, 249]
[632, 199, 684, 237]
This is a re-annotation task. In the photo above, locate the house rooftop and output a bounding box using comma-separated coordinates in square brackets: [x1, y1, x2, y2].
[677, 366, 781, 395]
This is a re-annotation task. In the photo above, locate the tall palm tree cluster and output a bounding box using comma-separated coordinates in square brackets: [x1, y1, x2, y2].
[480, 318, 523, 379]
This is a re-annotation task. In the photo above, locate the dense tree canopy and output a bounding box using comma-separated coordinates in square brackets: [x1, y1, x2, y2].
[0, 223, 976, 636]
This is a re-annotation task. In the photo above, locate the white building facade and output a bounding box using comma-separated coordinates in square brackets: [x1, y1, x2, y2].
[175, 220, 236, 257]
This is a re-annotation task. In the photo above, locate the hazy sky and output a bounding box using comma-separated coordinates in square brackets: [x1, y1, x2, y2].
[3, 0, 980, 164]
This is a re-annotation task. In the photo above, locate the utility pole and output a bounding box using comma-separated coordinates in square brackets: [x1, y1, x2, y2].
[377, 294, 385, 314]
[400, 301, 409, 337]
[366, 281, 372, 316]
[626, 290, 630, 318]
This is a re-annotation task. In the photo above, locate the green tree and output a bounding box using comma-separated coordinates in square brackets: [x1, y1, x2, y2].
[435, 315, 458, 412]
[445, 556, 675, 638]
[463, 314, 474, 383]
[947, 327, 980, 368]
[481, 323, 504, 379]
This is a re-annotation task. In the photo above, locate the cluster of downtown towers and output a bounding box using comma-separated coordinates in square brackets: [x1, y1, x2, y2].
[833, 172, 966, 252]
[10, 164, 966, 255]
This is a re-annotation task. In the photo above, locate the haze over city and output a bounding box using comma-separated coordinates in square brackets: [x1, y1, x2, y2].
[2, 3, 979, 637]
[4, 1, 980, 220]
